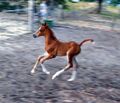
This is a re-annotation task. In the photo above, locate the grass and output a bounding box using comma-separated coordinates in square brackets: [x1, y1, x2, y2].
[107, 5, 120, 14]
[100, 11, 120, 19]
[66, 1, 97, 11]
[65, 1, 120, 19]
[101, 5, 120, 19]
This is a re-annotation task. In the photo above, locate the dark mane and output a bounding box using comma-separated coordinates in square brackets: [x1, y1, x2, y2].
[47, 27, 57, 40]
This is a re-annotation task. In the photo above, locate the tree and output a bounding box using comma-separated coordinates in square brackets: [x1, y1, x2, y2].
[111, 0, 120, 6]
[96, 0, 103, 13]
[46, 0, 67, 8]
[79, 0, 95, 1]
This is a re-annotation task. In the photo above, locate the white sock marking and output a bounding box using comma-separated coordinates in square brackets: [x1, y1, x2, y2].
[31, 69, 35, 74]
[52, 69, 65, 80]
[41, 64, 50, 75]
[92, 41, 95, 45]
[68, 70, 77, 81]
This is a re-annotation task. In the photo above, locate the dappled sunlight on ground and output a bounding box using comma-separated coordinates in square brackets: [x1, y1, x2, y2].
[0, 13, 28, 40]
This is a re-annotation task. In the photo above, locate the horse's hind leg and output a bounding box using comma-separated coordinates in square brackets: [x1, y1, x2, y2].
[52, 64, 72, 80]
[52, 53, 73, 80]
[67, 57, 78, 81]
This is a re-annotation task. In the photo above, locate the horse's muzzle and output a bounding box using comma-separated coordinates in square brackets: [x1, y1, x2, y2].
[33, 34, 37, 38]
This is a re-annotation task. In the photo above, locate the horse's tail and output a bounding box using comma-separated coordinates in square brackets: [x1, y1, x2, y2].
[79, 39, 94, 46]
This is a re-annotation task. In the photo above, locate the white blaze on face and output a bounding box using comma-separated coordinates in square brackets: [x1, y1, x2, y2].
[92, 41, 95, 45]
[39, 27, 41, 31]
[35, 27, 41, 34]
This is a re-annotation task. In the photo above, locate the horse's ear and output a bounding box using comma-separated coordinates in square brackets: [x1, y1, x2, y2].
[41, 22, 47, 26]
[42, 23, 45, 26]
[44, 22, 47, 26]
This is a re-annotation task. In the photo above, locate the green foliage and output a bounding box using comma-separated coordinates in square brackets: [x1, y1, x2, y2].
[0, 1, 24, 11]
[0, 2, 10, 11]
[46, 0, 68, 9]
[78, 0, 96, 2]
[54, 0, 67, 5]
[111, 0, 120, 6]
[69, 0, 95, 2]
[54, 0, 68, 8]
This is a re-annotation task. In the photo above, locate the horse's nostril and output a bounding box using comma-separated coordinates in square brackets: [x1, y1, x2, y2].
[33, 34, 37, 38]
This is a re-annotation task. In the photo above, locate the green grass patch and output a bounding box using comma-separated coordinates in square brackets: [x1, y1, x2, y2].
[66, 1, 97, 11]
[65, 1, 120, 19]
[107, 5, 120, 13]
[100, 11, 120, 19]
[101, 5, 120, 19]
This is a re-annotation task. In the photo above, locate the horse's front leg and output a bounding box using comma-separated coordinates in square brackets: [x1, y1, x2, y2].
[39, 54, 54, 75]
[31, 55, 44, 74]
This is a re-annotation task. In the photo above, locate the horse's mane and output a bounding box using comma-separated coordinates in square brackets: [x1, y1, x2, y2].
[47, 27, 57, 40]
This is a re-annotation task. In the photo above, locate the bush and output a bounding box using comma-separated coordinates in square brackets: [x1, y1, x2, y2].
[70, 0, 96, 2]
[110, 0, 120, 6]
[0, 1, 24, 12]
[0, 2, 10, 11]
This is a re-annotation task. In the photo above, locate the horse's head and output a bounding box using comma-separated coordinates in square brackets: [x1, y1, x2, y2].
[33, 22, 48, 38]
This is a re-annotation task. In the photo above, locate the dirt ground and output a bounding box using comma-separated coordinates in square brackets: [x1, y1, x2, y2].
[0, 12, 120, 103]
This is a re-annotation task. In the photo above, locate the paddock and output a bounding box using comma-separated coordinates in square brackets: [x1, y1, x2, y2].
[0, 12, 120, 103]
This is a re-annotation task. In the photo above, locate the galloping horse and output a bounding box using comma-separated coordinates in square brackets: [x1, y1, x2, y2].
[31, 23, 94, 81]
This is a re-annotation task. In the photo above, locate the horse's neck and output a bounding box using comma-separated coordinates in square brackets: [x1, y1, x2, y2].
[45, 28, 57, 45]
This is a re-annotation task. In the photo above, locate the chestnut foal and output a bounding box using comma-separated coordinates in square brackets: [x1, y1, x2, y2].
[31, 23, 94, 81]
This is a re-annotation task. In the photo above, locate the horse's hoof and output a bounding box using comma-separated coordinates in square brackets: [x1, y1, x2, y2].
[52, 75, 56, 80]
[45, 71, 50, 75]
[31, 70, 35, 74]
[67, 78, 75, 81]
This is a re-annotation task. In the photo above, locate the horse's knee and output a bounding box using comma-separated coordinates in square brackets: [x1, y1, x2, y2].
[37, 56, 44, 61]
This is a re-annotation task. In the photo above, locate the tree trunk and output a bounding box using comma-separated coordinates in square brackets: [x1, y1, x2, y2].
[97, 0, 103, 13]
